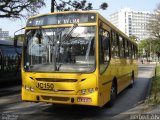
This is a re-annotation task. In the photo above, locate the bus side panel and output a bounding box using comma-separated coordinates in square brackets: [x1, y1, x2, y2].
[98, 59, 116, 107]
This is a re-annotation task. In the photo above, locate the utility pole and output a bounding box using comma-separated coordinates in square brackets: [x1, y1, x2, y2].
[51, 0, 55, 12]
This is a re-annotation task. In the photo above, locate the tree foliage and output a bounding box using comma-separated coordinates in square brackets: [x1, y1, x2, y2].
[54, 0, 108, 11]
[139, 38, 160, 60]
[129, 35, 138, 41]
[148, 3, 160, 39]
[0, 0, 45, 18]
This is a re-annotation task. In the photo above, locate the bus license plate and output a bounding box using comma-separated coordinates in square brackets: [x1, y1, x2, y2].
[36, 83, 54, 90]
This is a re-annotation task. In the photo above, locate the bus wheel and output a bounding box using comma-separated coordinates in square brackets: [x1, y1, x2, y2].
[129, 72, 134, 88]
[108, 81, 116, 107]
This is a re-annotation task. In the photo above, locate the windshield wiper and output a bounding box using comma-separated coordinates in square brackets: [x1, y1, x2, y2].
[35, 24, 78, 71]
[60, 23, 78, 44]
[55, 23, 79, 71]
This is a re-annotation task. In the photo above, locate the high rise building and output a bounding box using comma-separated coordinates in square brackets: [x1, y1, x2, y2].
[109, 8, 155, 40]
[0, 28, 9, 39]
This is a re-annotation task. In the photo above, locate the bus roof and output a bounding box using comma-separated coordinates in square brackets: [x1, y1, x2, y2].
[27, 11, 137, 46]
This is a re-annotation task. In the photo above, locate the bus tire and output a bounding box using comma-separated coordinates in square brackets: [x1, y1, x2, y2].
[108, 81, 116, 107]
[129, 72, 134, 88]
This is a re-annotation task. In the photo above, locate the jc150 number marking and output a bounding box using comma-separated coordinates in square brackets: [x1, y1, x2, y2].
[36, 83, 54, 90]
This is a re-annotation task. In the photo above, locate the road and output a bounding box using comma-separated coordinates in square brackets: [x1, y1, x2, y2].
[0, 64, 155, 120]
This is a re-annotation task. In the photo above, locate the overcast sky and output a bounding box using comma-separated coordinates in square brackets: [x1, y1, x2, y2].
[0, 0, 159, 37]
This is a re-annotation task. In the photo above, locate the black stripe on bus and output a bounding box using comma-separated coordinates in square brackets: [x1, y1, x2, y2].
[102, 80, 112, 85]
[102, 71, 134, 86]
[117, 72, 132, 79]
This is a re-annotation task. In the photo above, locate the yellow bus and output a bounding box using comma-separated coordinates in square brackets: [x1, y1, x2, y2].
[18, 11, 138, 107]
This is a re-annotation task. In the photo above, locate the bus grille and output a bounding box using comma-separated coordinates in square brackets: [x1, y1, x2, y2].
[41, 96, 70, 101]
[36, 78, 77, 82]
[40, 89, 74, 92]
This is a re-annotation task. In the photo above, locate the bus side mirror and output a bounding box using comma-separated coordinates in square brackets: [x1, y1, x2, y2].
[14, 27, 25, 47]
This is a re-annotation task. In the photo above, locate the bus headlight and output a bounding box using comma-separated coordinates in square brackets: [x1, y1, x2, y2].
[25, 85, 34, 92]
[25, 85, 30, 90]
[88, 88, 94, 93]
[30, 87, 34, 92]
[81, 89, 86, 94]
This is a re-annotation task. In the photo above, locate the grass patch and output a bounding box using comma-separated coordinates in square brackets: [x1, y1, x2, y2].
[147, 65, 160, 104]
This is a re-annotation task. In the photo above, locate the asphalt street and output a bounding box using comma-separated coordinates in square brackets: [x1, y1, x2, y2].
[0, 64, 155, 120]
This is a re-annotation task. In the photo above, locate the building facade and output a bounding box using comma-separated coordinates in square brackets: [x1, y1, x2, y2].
[0, 28, 9, 39]
[109, 8, 155, 40]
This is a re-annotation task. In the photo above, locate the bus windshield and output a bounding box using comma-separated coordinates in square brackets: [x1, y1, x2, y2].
[24, 26, 96, 73]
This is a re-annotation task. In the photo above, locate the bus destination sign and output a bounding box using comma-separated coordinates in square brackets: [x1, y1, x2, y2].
[27, 13, 96, 27]
[57, 18, 80, 24]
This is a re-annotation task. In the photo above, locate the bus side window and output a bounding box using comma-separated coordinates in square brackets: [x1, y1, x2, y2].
[99, 28, 110, 73]
[135, 45, 138, 59]
[128, 42, 132, 58]
[111, 31, 119, 58]
[131, 44, 135, 59]
[119, 36, 125, 58]
[103, 30, 110, 62]
[125, 40, 129, 58]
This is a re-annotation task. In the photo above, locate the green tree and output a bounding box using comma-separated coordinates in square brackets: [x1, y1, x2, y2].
[129, 35, 138, 41]
[143, 3, 160, 61]
[51, 0, 108, 12]
[148, 3, 160, 39]
[152, 39, 160, 60]
[139, 39, 149, 59]
[139, 38, 160, 61]
[0, 0, 45, 18]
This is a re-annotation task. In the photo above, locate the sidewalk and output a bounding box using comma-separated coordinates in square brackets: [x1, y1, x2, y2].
[113, 102, 160, 120]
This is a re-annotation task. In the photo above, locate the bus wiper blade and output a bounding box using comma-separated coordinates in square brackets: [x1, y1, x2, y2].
[55, 23, 78, 71]
[61, 23, 78, 43]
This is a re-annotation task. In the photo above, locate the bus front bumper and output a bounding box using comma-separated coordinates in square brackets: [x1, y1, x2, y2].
[22, 88, 99, 106]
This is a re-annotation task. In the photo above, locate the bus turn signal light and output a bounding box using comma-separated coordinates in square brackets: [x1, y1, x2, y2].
[81, 89, 86, 94]
[88, 88, 94, 93]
